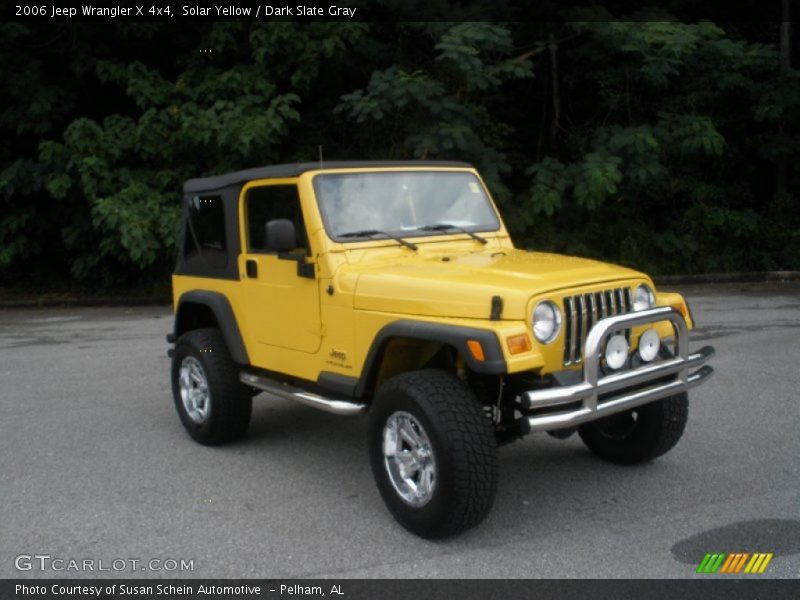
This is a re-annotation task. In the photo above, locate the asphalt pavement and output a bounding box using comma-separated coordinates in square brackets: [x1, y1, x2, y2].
[1, 282, 798, 579]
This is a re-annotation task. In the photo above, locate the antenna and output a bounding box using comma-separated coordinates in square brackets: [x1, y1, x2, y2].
[318, 145, 324, 166]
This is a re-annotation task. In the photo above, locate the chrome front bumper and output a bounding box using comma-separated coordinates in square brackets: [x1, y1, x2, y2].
[522, 306, 714, 432]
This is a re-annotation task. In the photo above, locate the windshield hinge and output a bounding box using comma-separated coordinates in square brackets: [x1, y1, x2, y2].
[490, 296, 503, 320]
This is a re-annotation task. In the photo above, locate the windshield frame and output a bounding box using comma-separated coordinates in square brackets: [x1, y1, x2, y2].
[311, 169, 503, 244]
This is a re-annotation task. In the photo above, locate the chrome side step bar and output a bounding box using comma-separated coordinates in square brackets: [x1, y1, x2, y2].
[239, 372, 367, 416]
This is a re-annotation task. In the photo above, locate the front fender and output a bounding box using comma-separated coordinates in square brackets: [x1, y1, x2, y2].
[355, 319, 506, 398]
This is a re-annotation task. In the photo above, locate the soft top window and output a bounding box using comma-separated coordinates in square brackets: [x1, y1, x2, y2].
[183, 195, 228, 269]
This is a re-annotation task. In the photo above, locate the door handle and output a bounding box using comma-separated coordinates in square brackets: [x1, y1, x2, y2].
[246, 259, 258, 278]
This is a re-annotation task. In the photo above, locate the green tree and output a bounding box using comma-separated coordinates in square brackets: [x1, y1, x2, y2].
[0, 14, 797, 288]
[511, 17, 799, 272]
[335, 22, 534, 201]
[2, 22, 365, 283]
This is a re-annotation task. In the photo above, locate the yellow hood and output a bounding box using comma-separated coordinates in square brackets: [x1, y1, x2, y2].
[348, 248, 646, 320]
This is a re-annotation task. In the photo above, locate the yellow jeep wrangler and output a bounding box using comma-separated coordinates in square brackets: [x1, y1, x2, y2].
[167, 161, 714, 538]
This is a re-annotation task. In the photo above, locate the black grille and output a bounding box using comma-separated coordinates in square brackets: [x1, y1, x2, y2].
[563, 287, 633, 366]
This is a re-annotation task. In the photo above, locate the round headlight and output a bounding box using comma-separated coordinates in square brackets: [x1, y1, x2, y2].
[633, 284, 655, 311]
[605, 334, 629, 370]
[638, 328, 661, 362]
[532, 300, 562, 344]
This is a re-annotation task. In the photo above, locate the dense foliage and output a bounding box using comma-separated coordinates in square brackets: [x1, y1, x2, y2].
[1, 15, 797, 288]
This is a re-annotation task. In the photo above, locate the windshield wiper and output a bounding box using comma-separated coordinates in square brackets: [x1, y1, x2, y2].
[338, 229, 418, 251]
[418, 223, 488, 245]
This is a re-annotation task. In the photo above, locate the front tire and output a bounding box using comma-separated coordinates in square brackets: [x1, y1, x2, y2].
[171, 328, 252, 445]
[578, 392, 689, 465]
[368, 370, 498, 538]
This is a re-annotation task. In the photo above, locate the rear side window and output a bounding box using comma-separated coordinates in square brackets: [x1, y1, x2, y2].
[183, 195, 227, 268]
[245, 185, 308, 254]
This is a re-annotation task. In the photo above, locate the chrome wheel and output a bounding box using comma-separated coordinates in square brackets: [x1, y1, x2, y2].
[382, 411, 436, 507]
[179, 356, 211, 424]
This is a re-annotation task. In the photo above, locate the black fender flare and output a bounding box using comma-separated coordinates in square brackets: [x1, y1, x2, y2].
[173, 290, 249, 364]
[354, 319, 507, 398]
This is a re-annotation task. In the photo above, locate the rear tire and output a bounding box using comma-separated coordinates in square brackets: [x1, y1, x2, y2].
[578, 392, 689, 465]
[368, 369, 498, 538]
[171, 328, 252, 445]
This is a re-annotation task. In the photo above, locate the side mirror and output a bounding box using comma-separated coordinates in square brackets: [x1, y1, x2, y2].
[265, 219, 296, 252]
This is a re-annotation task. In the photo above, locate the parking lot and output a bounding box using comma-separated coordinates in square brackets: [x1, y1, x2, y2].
[1, 282, 798, 578]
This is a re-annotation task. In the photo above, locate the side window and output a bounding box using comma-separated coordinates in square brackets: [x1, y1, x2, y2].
[245, 185, 308, 254]
[183, 195, 227, 268]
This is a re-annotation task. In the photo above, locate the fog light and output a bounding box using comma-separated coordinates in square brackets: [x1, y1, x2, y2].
[638, 328, 661, 362]
[604, 334, 629, 370]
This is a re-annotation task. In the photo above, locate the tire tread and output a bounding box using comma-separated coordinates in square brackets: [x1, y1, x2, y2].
[578, 393, 688, 465]
[371, 369, 498, 538]
[172, 328, 251, 445]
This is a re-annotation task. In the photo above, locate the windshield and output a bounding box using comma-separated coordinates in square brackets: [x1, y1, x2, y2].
[313, 171, 501, 241]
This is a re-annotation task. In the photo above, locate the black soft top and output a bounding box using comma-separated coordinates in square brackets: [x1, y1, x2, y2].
[183, 160, 473, 193]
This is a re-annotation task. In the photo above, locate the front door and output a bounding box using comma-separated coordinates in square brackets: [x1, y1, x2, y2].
[239, 182, 322, 356]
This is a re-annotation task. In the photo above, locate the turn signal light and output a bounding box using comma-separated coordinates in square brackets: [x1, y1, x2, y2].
[506, 334, 532, 355]
[467, 340, 485, 362]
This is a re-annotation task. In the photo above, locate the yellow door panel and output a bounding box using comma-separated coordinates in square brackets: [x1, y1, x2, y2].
[236, 180, 322, 359]
[239, 253, 322, 354]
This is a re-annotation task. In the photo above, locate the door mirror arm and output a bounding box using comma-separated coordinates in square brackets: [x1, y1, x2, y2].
[277, 252, 316, 279]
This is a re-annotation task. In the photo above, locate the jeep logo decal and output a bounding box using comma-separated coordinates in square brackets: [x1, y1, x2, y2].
[329, 348, 347, 362]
